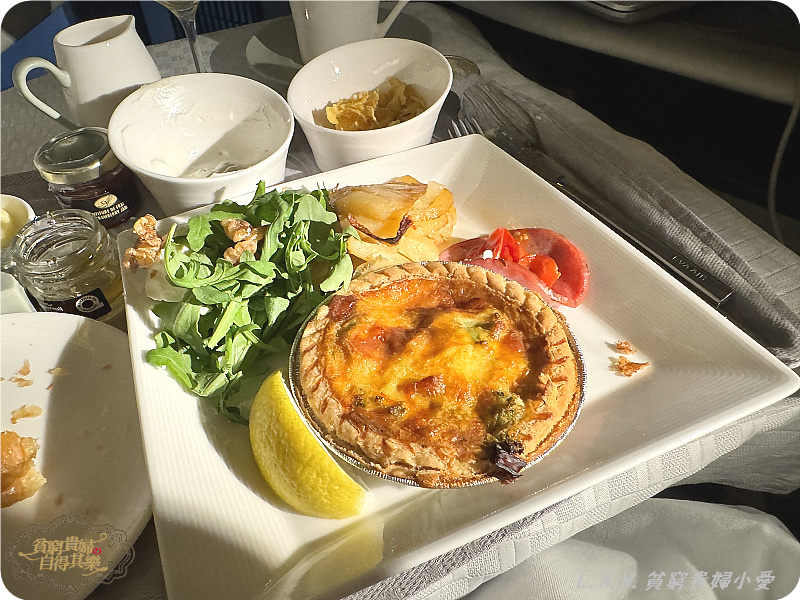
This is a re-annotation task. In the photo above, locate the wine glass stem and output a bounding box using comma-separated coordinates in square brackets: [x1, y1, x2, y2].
[178, 15, 204, 73]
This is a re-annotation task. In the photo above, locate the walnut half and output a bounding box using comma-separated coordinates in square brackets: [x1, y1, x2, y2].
[220, 218, 267, 265]
[122, 215, 163, 272]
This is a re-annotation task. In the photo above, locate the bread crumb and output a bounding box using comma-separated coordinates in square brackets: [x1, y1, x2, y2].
[5, 359, 33, 387]
[46, 366, 69, 390]
[615, 340, 637, 355]
[1, 430, 46, 508]
[10, 405, 43, 424]
[614, 356, 650, 377]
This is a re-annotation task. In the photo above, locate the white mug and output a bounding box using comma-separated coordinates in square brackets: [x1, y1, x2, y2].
[12, 15, 161, 128]
[290, 0, 409, 64]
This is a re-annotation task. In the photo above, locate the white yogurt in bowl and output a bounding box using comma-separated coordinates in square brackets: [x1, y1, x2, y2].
[108, 74, 294, 216]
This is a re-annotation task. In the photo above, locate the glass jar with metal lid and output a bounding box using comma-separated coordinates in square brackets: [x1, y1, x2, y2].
[9, 209, 123, 322]
[34, 127, 140, 229]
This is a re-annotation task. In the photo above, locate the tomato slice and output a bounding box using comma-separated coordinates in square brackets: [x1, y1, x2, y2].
[461, 227, 561, 286]
[519, 254, 560, 288]
[440, 227, 589, 307]
[464, 227, 524, 263]
[511, 228, 589, 307]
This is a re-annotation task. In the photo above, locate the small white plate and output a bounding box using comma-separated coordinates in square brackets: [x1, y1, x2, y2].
[0, 272, 35, 314]
[119, 135, 799, 600]
[1, 313, 151, 600]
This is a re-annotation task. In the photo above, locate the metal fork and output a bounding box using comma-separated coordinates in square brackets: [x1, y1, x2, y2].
[450, 117, 479, 140]
[449, 108, 733, 308]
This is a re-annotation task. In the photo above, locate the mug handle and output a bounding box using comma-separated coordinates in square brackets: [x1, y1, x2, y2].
[375, 0, 410, 38]
[12, 57, 78, 129]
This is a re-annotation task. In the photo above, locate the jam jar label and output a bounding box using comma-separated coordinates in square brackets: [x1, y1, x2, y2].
[94, 194, 118, 209]
[39, 288, 112, 320]
[91, 194, 132, 225]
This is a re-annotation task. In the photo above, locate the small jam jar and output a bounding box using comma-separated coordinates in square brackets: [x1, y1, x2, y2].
[34, 127, 140, 229]
[9, 209, 123, 322]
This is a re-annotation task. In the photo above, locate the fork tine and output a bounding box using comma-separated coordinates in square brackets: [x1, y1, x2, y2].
[448, 122, 457, 139]
[449, 119, 464, 139]
[465, 117, 484, 136]
[449, 117, 484, 139]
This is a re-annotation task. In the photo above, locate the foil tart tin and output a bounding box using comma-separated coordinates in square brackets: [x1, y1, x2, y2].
[287, 265, 587, 489]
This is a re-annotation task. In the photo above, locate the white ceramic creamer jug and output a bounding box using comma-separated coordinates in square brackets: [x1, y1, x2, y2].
[12, 15, 161, 128]
[290, 0, 410, 64]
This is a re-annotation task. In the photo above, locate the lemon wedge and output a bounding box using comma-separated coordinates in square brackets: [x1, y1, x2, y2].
[249, 370, 367, 519]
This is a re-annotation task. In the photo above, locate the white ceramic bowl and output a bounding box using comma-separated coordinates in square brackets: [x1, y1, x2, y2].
[287, 38, 452, 171]
[108, 73, 294, 216]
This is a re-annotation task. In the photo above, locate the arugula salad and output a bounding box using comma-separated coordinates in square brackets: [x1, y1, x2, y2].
[135, 182, 357, 424]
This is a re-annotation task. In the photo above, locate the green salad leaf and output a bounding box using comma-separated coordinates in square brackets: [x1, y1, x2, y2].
[145, 184, 356, 423]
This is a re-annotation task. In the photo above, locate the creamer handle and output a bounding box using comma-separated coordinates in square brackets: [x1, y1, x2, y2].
[375, 0, 409, 38]
[12, 57, 77, 129]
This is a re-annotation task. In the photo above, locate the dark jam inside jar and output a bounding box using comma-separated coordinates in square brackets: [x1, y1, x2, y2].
[49, 162, 139, 229]
[34, 127, 141, 229]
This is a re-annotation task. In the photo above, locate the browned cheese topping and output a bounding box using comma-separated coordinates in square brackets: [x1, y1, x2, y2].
[298, 263, 582, 487]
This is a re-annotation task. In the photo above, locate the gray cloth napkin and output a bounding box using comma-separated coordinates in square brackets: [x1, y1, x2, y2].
[461, 498, 800, 600]
[457, 79, 800, 369]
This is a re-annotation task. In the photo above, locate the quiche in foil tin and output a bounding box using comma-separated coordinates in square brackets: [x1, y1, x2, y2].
[289, 261, 585, 488]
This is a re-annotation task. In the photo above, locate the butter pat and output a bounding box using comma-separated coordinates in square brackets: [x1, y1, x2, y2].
[0, 195, 35, 249]
[0, 209, 16, 248]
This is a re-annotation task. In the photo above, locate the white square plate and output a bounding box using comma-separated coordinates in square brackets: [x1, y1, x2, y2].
[119, 135, 799, 600]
